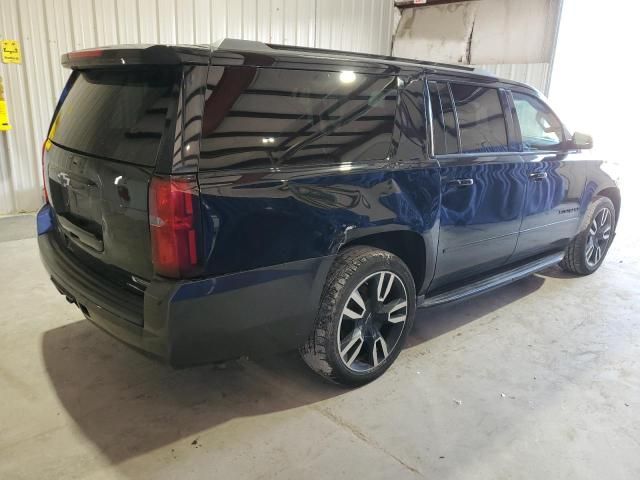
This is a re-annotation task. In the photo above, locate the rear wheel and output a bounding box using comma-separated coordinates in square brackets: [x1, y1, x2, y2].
[300, 246, 416, 386]
[561, 196, 615, 275]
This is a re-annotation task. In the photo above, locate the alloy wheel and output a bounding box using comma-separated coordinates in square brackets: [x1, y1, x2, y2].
[585, 207, 613, 267]
[337, 271, 408, 373]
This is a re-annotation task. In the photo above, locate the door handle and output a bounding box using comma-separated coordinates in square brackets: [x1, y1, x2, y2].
[529, 172, 548, 181]
[447, 178, 474, 188]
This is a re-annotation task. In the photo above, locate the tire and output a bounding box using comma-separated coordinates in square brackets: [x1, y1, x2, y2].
[560, 196, 616, 275]
[300, 246, 416, 386]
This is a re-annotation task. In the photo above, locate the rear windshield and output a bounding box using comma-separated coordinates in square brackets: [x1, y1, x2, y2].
[50, 68, 178, 166]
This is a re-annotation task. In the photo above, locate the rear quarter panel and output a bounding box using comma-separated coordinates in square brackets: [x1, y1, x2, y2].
[197, 164, 441, 285]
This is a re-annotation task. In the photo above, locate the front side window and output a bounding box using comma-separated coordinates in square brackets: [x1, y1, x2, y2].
[512, 92, 564, 152]
[449, 84, 509, 154]
[199, 67, 397, 170]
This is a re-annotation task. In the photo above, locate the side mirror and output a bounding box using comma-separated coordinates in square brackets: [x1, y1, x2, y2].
[571, 132, 593, 150]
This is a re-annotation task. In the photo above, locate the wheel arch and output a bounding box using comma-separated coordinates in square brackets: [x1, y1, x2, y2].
[597, 186, 621, 224]
[338, 229, 429, 295]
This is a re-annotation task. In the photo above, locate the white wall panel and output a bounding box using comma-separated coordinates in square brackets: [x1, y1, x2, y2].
[138, 0, 160, 43]
[0, 0, 395, 214]
[70, 0, 98, 48]
[393, 1, 560, 98]
[117, 0, 139, 43]
[271, 0, 286, 44]
[210, 0, 229, 41]
[477, 63, 551, 95]
[176, 0, 195, 43]
[394, 0, 561, 65]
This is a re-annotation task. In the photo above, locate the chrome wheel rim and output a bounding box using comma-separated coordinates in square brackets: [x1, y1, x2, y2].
[585, 207, 612, 267]
[337, 271, 408, 373]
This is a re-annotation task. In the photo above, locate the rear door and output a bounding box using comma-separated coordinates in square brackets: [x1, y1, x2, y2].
[45, 67, 180, 287]
[508, 89, 585, 260]
[427, 80, 527, 289]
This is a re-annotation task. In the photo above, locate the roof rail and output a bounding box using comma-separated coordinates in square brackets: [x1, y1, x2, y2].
[215, 38, 476, 72]
[265, 42, 476, 72]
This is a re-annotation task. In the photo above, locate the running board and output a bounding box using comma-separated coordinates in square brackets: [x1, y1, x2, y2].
[419, 251, 565, 308]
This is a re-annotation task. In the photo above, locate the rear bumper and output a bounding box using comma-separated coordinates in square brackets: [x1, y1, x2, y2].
[37, 204, 334, 366]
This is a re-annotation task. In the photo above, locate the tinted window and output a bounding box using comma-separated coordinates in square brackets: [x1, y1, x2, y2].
[394, 78, 428, 161]
[51, 68, 178, 166]
[450, 84, 508, 154]
[199, 67, 396, 169]
[512, 92, 564, 151]
[428, 81, 458, 155]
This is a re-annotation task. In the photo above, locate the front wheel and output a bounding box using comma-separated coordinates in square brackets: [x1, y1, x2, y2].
[561, 196, 616, 275]
[300, 246, 416, 386]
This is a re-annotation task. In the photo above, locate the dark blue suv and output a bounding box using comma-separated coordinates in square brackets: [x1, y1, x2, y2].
[38, 40, 620, 385]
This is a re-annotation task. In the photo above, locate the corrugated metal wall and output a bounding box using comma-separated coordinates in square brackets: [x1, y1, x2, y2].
[0, 0, 395, 214]
[476, 63, 551, 94]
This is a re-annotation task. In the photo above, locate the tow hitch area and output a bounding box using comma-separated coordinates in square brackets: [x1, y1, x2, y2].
[50, 276, 79, 310]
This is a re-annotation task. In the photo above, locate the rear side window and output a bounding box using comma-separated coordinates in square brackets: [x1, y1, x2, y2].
[512, 91, 564, 151]
[428, 81, 458, 155]
[449, 84, 509, 154]
[199, 67, 397, 170]
[50, 68, 178, 166]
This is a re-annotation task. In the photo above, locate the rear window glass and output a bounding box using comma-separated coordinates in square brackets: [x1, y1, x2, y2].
[199, 67, 397, 170]
[449, 84, 508, 154]
[50, 68, 178, 166]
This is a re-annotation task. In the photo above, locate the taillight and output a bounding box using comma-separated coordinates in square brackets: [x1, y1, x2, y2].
[68, 49, 104, 60]
[41, 139, 49, 204]
[149, 176, 200, 278]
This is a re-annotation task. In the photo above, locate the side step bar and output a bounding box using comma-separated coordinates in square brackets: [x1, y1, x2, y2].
[419, 251, 565, 308]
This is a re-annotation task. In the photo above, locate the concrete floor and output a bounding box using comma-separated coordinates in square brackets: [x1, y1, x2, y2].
[0, 209, 638, 480]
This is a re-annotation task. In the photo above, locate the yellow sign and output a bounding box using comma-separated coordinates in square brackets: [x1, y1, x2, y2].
[0, 101, 10, 130]
[1, 40, 21, 64]
[0, 76, 11, 130]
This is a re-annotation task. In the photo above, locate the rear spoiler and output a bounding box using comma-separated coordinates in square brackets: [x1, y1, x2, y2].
[61, 44, 210, 69]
